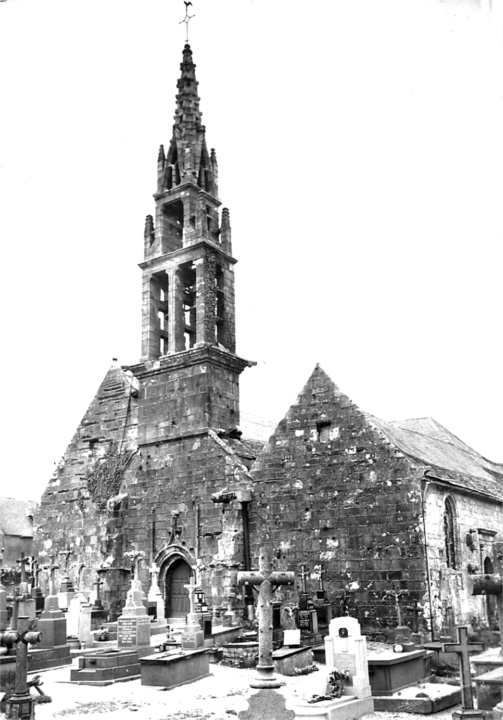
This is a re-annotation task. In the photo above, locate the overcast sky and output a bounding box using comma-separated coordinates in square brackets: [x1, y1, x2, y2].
[1, 0, 502, 502]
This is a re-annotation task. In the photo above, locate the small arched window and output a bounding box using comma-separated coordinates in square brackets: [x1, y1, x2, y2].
[444, 496, 457, 569]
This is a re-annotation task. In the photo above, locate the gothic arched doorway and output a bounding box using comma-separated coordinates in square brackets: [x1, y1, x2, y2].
[483, 556, 498, 629]
[165, 558, 191, 618]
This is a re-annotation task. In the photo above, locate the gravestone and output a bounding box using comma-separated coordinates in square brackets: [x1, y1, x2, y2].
[384, 587, 412, 644]
[67, 593, 93, 647]
[57, 550, 75, 611]
[181, 576, 204, 650]
[325, 616, 372, 700]
[296, 616, 374, 720]
[34, 562, 72, 669]
[443, 626, 484, 720]
[147, 562, 166, 624]
[117, 551, 151, 657]
[13, 554, 36, 623]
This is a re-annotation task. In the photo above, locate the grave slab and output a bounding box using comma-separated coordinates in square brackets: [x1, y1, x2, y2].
[372, 682, 461, 714]
[273, 646, 314, 676]
[295, 694, 375, 720]
[140, 647, 209, 688]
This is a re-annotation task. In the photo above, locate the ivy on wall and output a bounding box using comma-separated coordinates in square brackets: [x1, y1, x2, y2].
[85, 444, 134, 512]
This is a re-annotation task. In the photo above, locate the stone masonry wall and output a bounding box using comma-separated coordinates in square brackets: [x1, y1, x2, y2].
[248, 365, 427, 635]
[424, 483, 503, 635]
[118, 431, 252, 620]
[34, 364, 139, 604]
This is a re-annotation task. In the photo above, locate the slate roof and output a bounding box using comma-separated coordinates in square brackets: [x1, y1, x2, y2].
[0, 497, 37, 537]
[366, 415, 503, 501]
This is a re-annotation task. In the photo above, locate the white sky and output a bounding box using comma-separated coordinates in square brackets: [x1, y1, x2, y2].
[0, 0, 502, 502]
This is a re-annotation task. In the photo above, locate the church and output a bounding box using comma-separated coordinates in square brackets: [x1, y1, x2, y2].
[34, 43, 503, 639]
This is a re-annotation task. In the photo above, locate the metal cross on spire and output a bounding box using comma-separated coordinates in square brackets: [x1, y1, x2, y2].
[180, 1, 195, 43]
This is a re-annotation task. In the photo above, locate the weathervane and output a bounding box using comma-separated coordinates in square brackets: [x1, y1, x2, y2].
[180, 1, 195, 43]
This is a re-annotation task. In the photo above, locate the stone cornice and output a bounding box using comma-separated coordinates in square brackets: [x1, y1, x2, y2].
[138, 239, 236, 271]
[126, 344, 255, 380]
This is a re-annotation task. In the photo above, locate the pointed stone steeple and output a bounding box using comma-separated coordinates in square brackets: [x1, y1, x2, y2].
[133, 42, 253, 443]
[157, 44, 218, 197]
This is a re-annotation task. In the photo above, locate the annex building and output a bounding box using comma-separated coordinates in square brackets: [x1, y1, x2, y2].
[34, 44, 503, 639]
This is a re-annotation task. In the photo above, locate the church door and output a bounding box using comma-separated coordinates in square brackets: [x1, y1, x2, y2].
[165, 559, 191, 618]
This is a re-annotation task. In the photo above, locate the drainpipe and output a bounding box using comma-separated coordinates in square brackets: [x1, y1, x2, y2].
[421, 475, 435, 641]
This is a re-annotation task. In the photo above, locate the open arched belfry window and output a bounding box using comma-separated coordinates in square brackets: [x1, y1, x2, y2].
[444, 495, 457, 569]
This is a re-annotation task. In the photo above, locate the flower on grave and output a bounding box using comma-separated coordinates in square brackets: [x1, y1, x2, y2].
[94, 627, 109, 641]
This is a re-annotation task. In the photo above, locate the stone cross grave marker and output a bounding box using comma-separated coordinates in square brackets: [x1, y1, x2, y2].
[443, 626, 484, 715]
[92, 575, 104, 609]
[0, 614, 43, 719]
[48, 560, 59, 596]
[181, 573, 204, 650]
[299, 565, 309, 594]
[237, 548, 295, 720]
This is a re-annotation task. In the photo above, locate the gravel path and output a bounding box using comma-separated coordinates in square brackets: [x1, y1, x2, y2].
[30, 663, 461, 720]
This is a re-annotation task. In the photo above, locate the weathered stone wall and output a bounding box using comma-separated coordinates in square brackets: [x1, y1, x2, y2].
[34, 364, 138, 603]
[248, 365, 427, 634]
[118, 430, 252, 619]
[424, 483, 503, 635]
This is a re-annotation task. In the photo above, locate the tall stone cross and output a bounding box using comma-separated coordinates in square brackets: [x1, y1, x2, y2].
[184, 575, 198, 620]
[49, 561, 60, 596]
[443, 626, 484, 711]
[16, 553, 31, 600]
[59, 549, 72, 574]
[238, 547, 295, 689]
[299, 564, 309, 595]
[470, 541, 503, 720]
[124, 549, 145, 582]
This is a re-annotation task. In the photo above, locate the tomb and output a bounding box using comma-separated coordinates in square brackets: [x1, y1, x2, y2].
[367, 647, 433, 695]
[140, 647, 209, 688]
[70, 649, 141, 685]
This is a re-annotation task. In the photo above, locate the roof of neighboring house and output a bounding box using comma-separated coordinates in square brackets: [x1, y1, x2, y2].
[0, 497, 37, 537]
[366, 415, 503, 501]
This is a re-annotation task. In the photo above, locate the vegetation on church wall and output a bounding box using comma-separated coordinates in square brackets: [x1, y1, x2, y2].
[85, 443, 134, 512]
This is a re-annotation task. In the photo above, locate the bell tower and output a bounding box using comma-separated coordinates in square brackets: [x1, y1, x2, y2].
[132, 44, 252, 445]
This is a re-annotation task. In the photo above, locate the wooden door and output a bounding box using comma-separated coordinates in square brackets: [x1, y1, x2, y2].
[166, 560, 191, 618]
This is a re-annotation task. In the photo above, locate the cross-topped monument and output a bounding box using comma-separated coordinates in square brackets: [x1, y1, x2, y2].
[238, 548, 295, 720]
[443, 626, 484, 719]
[124, 549, 145, 581]
[238, 547, 295, 689]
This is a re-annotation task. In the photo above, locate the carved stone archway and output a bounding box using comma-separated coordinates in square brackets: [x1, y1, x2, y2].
[154, 544, 196, 617]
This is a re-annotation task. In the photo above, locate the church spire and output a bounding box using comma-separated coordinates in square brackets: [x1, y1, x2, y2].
[158, 44, 217, 197]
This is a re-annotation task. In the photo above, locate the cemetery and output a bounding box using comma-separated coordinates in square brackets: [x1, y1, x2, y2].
[0, 542, 501, 720]
[1, 6, 502, 720]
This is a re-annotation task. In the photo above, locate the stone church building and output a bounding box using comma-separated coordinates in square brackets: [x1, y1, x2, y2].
[34, 44, 502, 638]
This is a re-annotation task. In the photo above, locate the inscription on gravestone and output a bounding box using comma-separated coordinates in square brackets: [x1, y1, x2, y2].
[118, 617, 137, 647]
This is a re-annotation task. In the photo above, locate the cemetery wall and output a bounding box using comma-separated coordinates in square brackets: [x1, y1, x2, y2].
[424, 483, 503, 634]
[249, 365, 428, 633]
